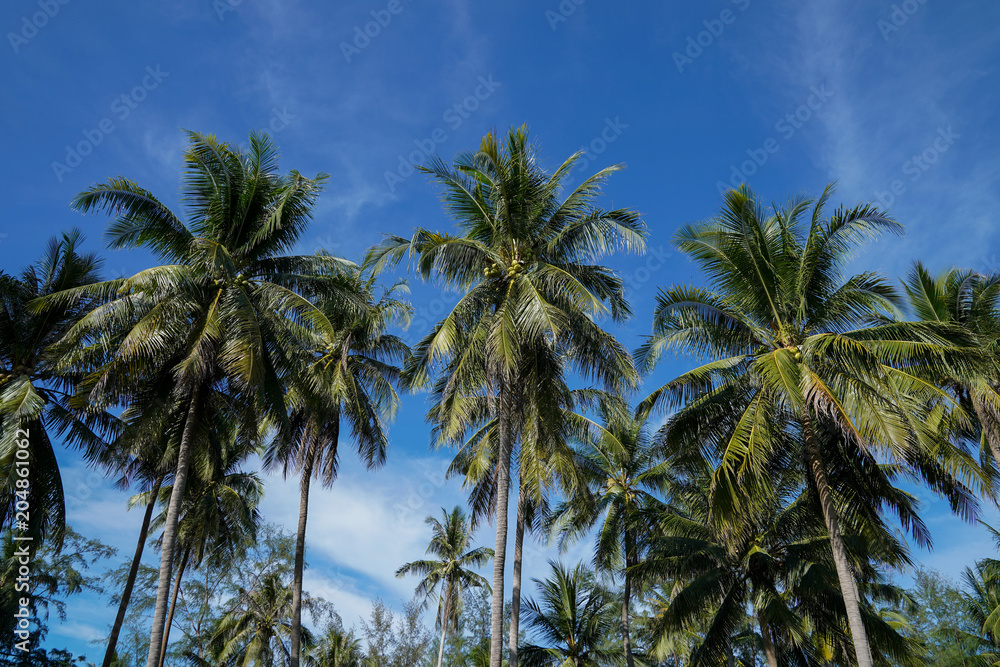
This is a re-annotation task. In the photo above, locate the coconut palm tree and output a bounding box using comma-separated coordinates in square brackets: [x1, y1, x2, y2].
[640, 446, 923, 667]
[549, 403, 669, 667]
[519, 561, 621, 667]
[370, 125, 646, 667]
[98, 377, 180, 667]
[49, 131, 350, 667]
[901, 262, 1000, 472]
[964, 559, 1000, 665]
[206, 571, 312, 666]
[396, 506, 493, 667]
[0, 229, 115, 546]
[636, 184, 986, 667]
[148, 408, 263, 667]
[266, 265, 410, 667]
[306, 626, 366, 667]
[440, 343, 589, 667]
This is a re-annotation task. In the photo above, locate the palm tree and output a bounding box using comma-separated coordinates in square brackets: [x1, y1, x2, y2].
[550, 403, 669, 667]
[370, 125, 646, 667]
[964, 557, 1000, 665]
[99, 379, 179, 667]
[637, 184, 986, 667]
[396, 506, 493, 667]
[640, 448, 923, 667]
[148, 408, 263, 667]
[519, 561, 621, 667]
[266, 265, 410, 667]
[901, 262, 1000, 472]
[0, 229, 114, 546]
[306, 626, 366, 667]
[206, 571, 311, 666]
[51, 131, 349, 667]
[441, 344, 588, 667]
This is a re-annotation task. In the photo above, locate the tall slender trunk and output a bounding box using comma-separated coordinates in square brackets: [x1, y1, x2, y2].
[803, 411, 874, 667]
[290, 417, 332, 667]
[103, 474, 164, 667]
[489, 378, 514, 667]
[146, 393, 200, 667]
[508, 480, 527, 667]
[758, 612, 778, 667]
[971, 394, 1000, 472]
[437, 578, 453, 667]
[622, 552, 636, 667]
[158, 549, 190, 667]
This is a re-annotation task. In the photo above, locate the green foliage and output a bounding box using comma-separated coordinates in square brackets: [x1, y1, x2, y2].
[519, 561, 622, 667]
[899, 568, 982, 665]
[0, 526, 114, 665]
[0, 230, 114, 548]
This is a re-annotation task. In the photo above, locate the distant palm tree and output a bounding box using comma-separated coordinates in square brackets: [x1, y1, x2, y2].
[519, 561, 620, 667]
[56, 131, 350, 667]
[550, 403, 668, 667]
[396, 506, 493, 667]
[207, 571, 312, 667]
[267, 265, 410, 667]
[371, 126, 645, 667]
[306, 626, 366, 667]
[0, 230, 113, 546]
[637, 185, 986, 667]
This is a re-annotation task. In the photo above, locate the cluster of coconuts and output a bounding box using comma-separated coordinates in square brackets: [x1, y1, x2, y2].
[483, 260, 525, 279]
[211, 274, 250, 287]
[789, 345, 802, 362]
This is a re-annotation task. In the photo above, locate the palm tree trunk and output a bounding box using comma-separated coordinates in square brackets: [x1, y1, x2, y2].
[803, 411, 874, 667]
[971, 394, 1000, 472]
[508, 480, 527, 667]
[437, 578, 453, 667]
[158, 548, 189, 667]
[622, 552, 636, 667]
[102, 473, 164, 667]
[146, 393, 200, 667]
[758, 612, 778, 667]
[290, 419, 328, 667]
[489, 379, 514, 667]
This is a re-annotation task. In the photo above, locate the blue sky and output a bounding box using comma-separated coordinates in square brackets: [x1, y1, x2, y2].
[3, 0, 1000, 658]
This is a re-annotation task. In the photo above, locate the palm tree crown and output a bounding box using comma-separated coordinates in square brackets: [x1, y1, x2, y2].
[639, 184, 985, 667]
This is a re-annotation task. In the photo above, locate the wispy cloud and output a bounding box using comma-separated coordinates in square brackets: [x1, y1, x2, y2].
[748, 1, 1000, 275]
